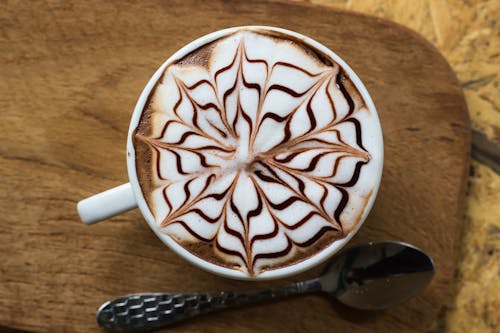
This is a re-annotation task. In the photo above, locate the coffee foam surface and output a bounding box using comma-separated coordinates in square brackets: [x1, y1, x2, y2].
[134, 29, 382, 275]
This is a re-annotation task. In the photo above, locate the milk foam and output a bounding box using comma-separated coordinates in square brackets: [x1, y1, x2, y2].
[134, 29, 382, 275]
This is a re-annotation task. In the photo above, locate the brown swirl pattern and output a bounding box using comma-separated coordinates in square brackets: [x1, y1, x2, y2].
[134, 30, 377, 275]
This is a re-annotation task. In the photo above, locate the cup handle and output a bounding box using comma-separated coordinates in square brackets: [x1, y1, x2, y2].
[77, 183, 138, 225]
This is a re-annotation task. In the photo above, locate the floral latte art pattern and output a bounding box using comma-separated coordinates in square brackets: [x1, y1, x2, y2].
[134, 29, 382, 275]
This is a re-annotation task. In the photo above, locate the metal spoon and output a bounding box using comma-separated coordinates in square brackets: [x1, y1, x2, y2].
[97, 241, 434, 332]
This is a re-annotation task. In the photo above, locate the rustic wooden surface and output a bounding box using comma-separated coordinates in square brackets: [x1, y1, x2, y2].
[305, 2, 500, 332]
[0, 0, 470, 332]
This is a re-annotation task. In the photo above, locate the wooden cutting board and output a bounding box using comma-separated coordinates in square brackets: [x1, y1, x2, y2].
[0, 0, 470, 332]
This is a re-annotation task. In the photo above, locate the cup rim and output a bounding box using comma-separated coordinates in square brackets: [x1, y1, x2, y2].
[126, 26, 384, 280]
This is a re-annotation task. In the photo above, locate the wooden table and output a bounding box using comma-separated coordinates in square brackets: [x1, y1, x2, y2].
[0, 0, 477, 332]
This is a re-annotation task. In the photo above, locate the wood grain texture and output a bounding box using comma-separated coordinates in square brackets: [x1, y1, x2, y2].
[0, 0, 470, 332]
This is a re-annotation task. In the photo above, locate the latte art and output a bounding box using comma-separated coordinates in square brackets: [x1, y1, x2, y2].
[134, 29, 382, 275]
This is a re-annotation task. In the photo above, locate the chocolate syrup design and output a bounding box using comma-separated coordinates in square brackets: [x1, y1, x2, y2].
[135, 31, 375, 275]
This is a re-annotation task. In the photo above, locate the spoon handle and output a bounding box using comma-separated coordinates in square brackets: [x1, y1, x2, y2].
[97, 279, 321, 332]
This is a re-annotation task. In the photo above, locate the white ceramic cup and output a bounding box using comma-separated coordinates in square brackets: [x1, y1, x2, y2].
[77, 26, 383, 280]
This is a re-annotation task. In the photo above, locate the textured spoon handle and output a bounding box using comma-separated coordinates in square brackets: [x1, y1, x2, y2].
[97, 280, 320, 332]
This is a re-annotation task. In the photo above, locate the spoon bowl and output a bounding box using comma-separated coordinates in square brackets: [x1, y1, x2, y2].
[320, 242, 434, 310]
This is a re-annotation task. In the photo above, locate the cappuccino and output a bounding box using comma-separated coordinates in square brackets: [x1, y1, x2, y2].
[133, 28, 381, 275]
